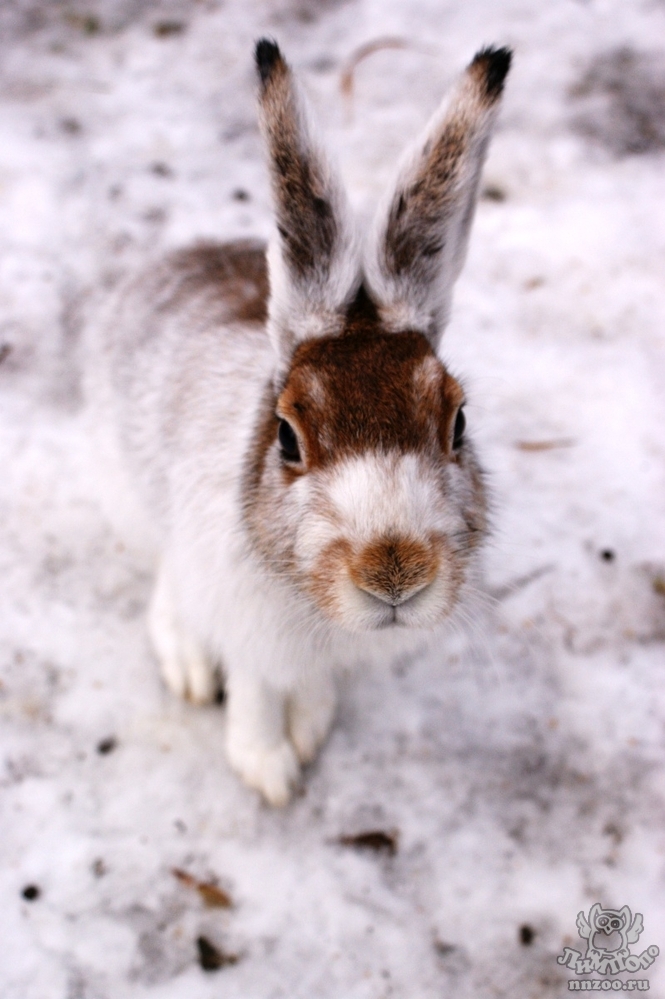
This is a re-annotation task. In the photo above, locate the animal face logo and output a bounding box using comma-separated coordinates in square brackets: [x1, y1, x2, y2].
[558, 903, 659, 977]
[577, 905, 643, 959]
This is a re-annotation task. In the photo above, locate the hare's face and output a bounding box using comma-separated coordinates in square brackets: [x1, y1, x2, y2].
[242, 39, 510, 629]
[243, 292, 486, 631]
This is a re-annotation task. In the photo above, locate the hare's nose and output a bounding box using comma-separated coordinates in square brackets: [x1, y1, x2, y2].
[364, 579, 431, 608]
[349, 536, 437, 606]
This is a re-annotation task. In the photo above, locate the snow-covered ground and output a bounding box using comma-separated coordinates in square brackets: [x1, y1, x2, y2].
[2, 1, 665, 996]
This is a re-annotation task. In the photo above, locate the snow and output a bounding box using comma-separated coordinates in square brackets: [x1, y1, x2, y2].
[2, 1, 665, 996]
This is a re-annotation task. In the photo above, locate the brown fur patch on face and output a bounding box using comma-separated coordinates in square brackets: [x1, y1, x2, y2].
[164, 240, 268, 323]
[308, 537, 353, 618]
[242, 381, 304, 576]
[349, 535, 438, 603]
[306, 528, 471, 627]
[412, 353, 465, 456]
[242, 381, 279, 513]
[275, 286, 464, 469]
[459, 459, 488, 542]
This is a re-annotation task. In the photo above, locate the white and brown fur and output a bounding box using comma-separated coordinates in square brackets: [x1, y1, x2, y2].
[95, 40, 511, 804]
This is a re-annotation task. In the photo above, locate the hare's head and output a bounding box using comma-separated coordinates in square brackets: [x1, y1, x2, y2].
[243, 40, 510, 632]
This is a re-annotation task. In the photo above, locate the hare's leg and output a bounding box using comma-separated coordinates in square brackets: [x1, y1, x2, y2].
[148, 561, 218, 705]
[287, 670, 337, 765]
[225, 673, 299, 807]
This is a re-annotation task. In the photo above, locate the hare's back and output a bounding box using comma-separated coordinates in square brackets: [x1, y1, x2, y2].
[107, 238, 269, 375]
[105, 239, 273, 521]
[160, 240, 269, 326]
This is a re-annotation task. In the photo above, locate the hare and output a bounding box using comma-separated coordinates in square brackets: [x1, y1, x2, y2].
[99, 39, 511, 804]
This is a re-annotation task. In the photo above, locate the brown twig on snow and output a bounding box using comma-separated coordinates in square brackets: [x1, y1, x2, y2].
[515, 438, 576, 452]
[172, 867, 232, 908]
[340, 37, 413, 104]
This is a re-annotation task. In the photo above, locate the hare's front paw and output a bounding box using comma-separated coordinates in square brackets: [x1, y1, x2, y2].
[225, 731, 299, 807]
[287, 673, 337, 765]
[148, 570, 218, 705]
[159, 638, 218, 706]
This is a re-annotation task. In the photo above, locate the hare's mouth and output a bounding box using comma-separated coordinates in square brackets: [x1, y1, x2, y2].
[372, 589, 426, 626]
[349, 582, 449, 631]
[374, 606, 399, 629]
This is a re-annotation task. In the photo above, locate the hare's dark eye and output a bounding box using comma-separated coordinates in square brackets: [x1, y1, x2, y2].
[452, 407, 466, 450]
[278, 419, 301, 462]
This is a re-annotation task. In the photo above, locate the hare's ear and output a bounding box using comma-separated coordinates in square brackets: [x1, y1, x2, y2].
[365, 46, 511, 350]
[255, 40, 360, 361]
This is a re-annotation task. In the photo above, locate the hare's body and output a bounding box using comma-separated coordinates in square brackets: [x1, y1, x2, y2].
[98, 40, 511, 804]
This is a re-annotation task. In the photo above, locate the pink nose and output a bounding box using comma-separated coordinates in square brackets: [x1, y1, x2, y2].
[349, 536, 438, 606]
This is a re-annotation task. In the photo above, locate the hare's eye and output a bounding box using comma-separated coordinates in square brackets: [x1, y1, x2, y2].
[278, 419, 301, 462]
[452, 407, 466, 450]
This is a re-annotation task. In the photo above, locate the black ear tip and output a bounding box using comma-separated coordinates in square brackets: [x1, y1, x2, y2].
[255, 38, 283, 84]
[473, 45, 513, 98]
